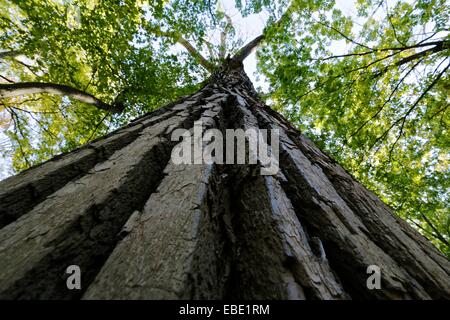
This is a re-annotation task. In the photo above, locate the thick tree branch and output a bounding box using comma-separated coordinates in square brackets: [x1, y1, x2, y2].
[0, 82, 124, 113]
[232, 35, 265, 63]
[0, 50, 21, 60]
[394, 42, 448, 67]
[220, 31, 227, 59]
[223, 12, 233, 29]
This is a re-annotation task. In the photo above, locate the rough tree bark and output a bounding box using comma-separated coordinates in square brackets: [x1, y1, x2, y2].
[0, 61, 449, 300]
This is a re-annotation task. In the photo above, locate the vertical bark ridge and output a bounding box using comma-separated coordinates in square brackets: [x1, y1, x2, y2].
[83, 93, 231, 299]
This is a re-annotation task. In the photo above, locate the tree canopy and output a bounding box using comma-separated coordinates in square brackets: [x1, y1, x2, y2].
[0, 0, 449, 256]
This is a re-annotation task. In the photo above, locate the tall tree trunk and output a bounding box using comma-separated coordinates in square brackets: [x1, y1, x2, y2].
[0, 64, 449, 300]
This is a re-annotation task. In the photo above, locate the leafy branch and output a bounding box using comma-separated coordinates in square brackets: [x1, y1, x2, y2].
[347, 57, 424, 141]
[368, 59, 449, 154]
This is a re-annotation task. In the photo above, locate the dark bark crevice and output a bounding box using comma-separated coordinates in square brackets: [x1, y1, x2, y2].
[217, 90, 349, 300]
[82, 90, 231, 299]
[251, 101, 450, 298]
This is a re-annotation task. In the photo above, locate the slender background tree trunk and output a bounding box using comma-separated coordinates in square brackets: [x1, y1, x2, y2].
[0, 64, 449, 299]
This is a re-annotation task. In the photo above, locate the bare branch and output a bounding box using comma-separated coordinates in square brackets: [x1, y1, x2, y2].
[297, 50, 403, 102]
[429, 103, 449, 120]
[0, 74, 15, 83]
[0, 82, 124, 113]
[12, 106, 59, 141]
[203, 38, 217, 60]
[220, 30, 227, 59]
[207, 0, 217, 25]
[417, 31, 439, 45]
[150, 26, 215, 71]
[223, 12, 234, 29]
[10, 103, 57, 115]
[219, 11, 234, 59]
[419, 212, 450, 247]
[408, 217, 450, 248]
[11, 58, 42, 77]
[232, 35, 265, 62]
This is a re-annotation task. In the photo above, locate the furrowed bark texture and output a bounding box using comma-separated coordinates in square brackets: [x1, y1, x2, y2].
[0, 65, 449, 300]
